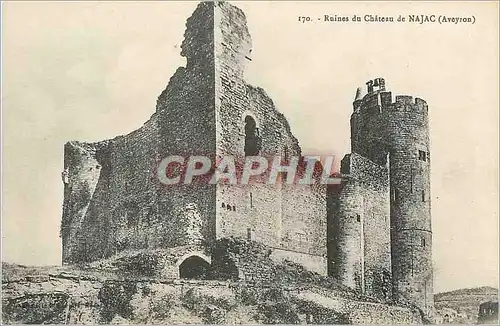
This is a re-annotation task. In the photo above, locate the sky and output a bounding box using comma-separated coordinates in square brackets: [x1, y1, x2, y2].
[1, 1, 498, 294]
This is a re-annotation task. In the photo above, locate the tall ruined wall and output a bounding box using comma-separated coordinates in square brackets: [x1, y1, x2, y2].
[213, 1, 326, 271]
[328, 153, 391, 300]
[77, 117, 161, 261]
[61, 141, 108, 262]
[62, 1, 326, 273]
[155, 1, 217, 250]
[62, 113, 212, 264]
[61, 2, 217, 264]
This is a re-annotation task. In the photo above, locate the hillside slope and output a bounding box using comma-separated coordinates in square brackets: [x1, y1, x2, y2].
[434, 286, 498, 323]
[2, 238, 428, 324]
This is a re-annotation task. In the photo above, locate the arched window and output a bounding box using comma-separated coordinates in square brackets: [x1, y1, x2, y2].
[244, 116, 261, 156]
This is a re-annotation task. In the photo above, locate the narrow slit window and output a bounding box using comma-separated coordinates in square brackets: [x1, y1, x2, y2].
[421, 190, 426, 202]
[393, 188, 400, 204]
[410, 168, 414, 193]
[418, 150, 427, 161]
[247, 228, 255, 240]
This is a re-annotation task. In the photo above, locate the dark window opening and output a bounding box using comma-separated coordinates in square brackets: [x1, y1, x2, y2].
[222, 203, 225, 208]
[247, 228, 255, 240]
[244, 116, 262, 156]
[421, 190, 426, 202]
[226, 205, 232, 211]
[233, 206, 236, 211]
[418, 150, 427, 161]
[179, 256, 210, 280]
[356, 214, 361, 222]
[393, 188, 400, 204]
[250, 192, 253, 208]
[410, 168, 414, 193]
[421, 238, 426, 247]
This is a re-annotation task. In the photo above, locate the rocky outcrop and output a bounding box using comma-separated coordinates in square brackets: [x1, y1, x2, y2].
[2, 239, 423, 325]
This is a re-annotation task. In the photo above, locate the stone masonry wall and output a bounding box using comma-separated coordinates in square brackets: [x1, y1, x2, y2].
[328, 174, 363, 291]
[328, 153, 391, 300]
[62, 2, 217, 264]
[349, 153, 391, 299]
[270, 249, 328, 276]
[155, 1, 217, 251]
[213, 1, 326, 271]
[281, 184, 327, 258]
[61, 141, 107, 262]
[382, 93, 433, 318]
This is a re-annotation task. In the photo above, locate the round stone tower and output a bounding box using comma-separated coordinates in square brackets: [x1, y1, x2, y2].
[382, 90, 433, 319]
[348, 78, 434, 318]
[329, 169, 364, 291]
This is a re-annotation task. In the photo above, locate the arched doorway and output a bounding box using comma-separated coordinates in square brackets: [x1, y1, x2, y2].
[179, 256, 211, 280]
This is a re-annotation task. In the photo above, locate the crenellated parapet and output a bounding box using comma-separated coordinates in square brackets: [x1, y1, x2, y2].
[350, 78, 430, 166]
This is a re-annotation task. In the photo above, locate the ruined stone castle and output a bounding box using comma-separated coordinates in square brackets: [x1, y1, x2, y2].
[60, 1, 433, 319]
